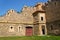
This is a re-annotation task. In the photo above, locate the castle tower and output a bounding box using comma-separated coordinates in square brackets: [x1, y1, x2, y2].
[33, 3, 47, 36]
[46, 0, 60, 22]
[45, 0, 60, 35]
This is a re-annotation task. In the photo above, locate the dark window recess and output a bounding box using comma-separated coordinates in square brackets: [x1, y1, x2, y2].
[11, 27, 13, 29]
[19, 27, 20, 32]
[50, 25, 53, 30]
[41, 17, 43, 21]
[55, 2, 56, 5]
[19, 27, 20, 30]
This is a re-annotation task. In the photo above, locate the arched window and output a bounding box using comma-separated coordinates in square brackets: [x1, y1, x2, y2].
[19, 27, 20, 30]
[18, 27, 20, 32]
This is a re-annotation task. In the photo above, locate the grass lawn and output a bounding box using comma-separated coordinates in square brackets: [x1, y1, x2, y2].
[0, 36, 60, 40]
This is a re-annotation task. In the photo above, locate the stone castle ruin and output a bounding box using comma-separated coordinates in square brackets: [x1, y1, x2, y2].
[0, 0, 60, 36]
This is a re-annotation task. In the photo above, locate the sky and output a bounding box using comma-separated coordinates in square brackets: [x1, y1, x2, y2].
[0, 0, 48, 16]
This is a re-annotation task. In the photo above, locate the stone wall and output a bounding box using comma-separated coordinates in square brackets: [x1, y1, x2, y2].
[46, 0, 60, 22]
[0, 23, 26, 36]
[46, 0, 60, 35]
[47, 20, 60, 35]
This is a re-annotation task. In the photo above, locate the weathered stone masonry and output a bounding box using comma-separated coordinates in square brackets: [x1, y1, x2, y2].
[0, 0, 60, 36]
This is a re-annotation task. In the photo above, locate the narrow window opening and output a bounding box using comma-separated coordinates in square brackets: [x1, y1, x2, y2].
[51, 25, 53, 30]
[41, 17, 43, 21]
[55, 2, 56, 5]
[19, 27, 20, 30]
[19, 27, 20, 32]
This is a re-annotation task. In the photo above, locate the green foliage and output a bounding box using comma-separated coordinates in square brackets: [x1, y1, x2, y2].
[0, 36, 60, 40]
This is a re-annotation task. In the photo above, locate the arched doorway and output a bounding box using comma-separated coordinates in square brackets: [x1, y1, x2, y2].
[42, 25, 45, 35]
[26, 26, 33, 36]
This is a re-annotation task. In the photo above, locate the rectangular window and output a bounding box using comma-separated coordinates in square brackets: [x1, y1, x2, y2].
[41, 17, 43, 21]
[50, 25, 53, 30]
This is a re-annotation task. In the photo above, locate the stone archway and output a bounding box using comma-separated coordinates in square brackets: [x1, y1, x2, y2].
[42, 25, 45, 35]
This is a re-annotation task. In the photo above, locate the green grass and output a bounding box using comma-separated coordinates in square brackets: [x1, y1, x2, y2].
[0, 36, 60, 40]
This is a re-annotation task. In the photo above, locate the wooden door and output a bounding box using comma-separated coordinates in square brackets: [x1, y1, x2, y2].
[26, 27, 33, 36]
